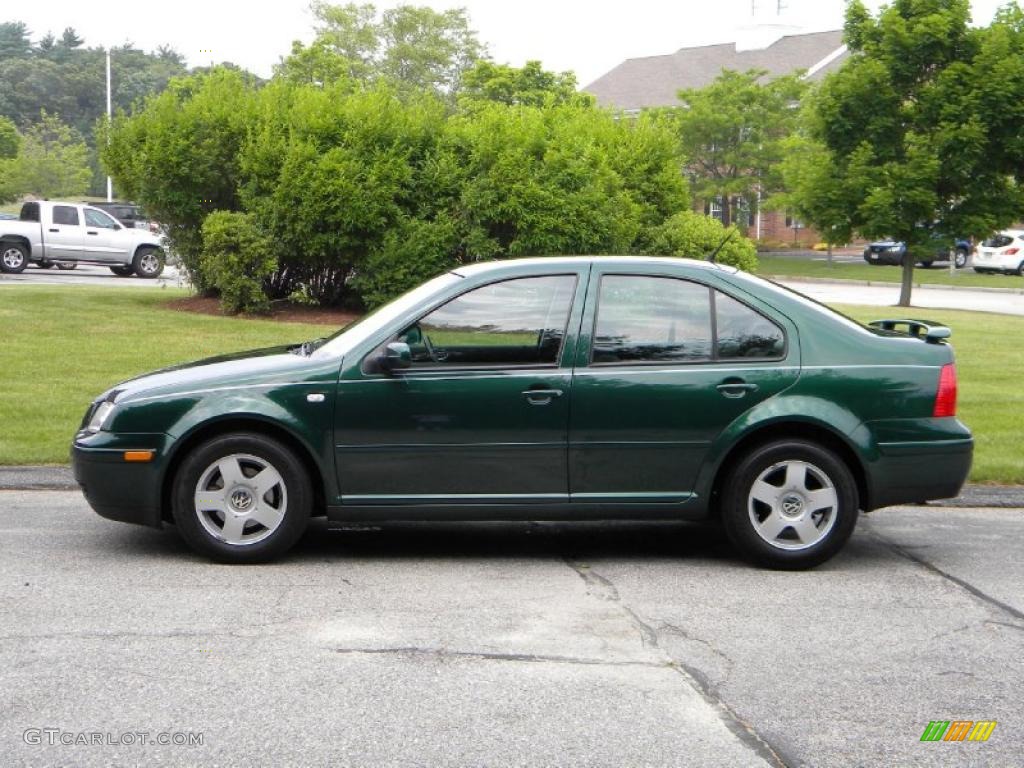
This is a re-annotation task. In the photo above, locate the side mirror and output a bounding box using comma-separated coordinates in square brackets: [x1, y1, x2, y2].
[113, 224, 122, 231]
[381, 342, 411, 373]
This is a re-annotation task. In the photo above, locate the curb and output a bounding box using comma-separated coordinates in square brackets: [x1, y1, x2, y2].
[763, 274, 1024, 295]
[1, 466, 1020, 509]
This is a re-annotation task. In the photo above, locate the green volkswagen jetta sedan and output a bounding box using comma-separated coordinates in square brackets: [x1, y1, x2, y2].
[72, 256, 972, 569]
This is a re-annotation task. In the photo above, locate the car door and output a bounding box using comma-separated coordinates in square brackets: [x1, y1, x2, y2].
[43, 205, 85, 260]
[82, 208, 122, 261]
[568, 268, 799, 503]
[334, 270, 587, 506]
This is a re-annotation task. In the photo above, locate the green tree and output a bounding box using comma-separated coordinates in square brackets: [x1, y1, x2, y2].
[673, 69, 807, 227]
[648, 210, 758, 271]
[100, 68, 257, 286]
[0, 114, 19, 158]
[278, 3, 485, 97]
[4, 111, 90, 198]
[810, 0, 1024, 306]
[0, 22, 32, 61]
[459, 60, 590, 108]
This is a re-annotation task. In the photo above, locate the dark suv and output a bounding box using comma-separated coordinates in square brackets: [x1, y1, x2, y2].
[864, 236, 971, 268]
[87, 202, 153, 231]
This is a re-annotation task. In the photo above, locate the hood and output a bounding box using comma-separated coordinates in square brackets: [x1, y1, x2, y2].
[107, 345, 322, 403]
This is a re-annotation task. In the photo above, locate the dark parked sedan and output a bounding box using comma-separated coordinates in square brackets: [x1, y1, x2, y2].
[72, 257, 972, 569]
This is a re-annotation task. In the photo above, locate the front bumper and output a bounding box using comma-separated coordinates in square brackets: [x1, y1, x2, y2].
[864, 250, 903, 265]
[71, 431, 171, 528]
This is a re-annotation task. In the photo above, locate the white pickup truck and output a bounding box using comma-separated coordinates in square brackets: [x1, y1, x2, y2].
[0, 200, 165, 278]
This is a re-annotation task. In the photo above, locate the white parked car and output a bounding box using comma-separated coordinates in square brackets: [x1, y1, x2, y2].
[973, 230, 1024, 276]
[0, 200, 165, 278]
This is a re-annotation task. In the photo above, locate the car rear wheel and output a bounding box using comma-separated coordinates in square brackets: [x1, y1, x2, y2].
[1, 243, 29, 274]
[721, 439, 859, 570]
[918, 260, 934, 268]
[56, 261, 77, 270]
[132, 246, 164, 279]
[1017, 262, 1024, 277]
[171, 432, 312, 563]
[954, 248, 969, 269]
[110, 265, 134, 277]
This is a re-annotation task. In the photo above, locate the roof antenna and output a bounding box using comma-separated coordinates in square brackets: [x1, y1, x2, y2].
[705, 229, 735, 263]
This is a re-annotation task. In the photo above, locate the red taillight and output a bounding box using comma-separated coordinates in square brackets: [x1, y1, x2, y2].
[1004, 247, 1019, 255]
[934, 363, 957, 417]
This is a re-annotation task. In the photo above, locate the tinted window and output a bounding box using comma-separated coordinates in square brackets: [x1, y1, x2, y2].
[19, 202, 40, 222]
[84, 208, 117, 229]
[400, 275, 576, 368]
[715, 291, 785, 359]
[53, 206, 79, 226]
[983, 234, 1014, 248]
[593, 276, 712, 363]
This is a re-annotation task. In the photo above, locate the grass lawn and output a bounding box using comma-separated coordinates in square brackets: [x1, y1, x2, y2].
[759, 254, 1024, 290]
[0, 287, 336, 465]
[0, 286, 1020, 485]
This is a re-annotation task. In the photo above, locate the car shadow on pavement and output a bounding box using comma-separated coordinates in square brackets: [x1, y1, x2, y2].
[92, 516, 894, 571]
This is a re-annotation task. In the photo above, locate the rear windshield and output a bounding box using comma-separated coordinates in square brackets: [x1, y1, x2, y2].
[983, 234, 1014, 248]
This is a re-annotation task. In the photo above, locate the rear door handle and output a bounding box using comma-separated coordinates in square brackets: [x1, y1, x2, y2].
[521, 388, 563, 405]
[48, 228, 59, 233]
[86, 230, 98, 235]
[716, 380, 759, 398]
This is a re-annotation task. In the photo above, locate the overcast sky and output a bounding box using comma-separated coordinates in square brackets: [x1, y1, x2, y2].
[11, 0, 1010, 86]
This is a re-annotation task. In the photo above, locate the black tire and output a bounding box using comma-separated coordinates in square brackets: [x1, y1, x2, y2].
[954, 248, 969, 269]
[56, 261, 77, 270]
[1017, 262, 1024, 277]
[110, 265, 134, 277]
[132, 246, 164, 279]
[918, 260, 934, 269]
[37, 260, 54, 269]
[720, 439, 859, 570]
[0, 242, 29, 274]
[171, 432, 312, 563]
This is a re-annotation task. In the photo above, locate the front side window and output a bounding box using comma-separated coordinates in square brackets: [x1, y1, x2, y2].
[84, 209, 118, 229]
[592, 275, 785, 365]
[399, 275, 576, 368]
[52, 206, 79, 226]
[593, 276, 713, 363]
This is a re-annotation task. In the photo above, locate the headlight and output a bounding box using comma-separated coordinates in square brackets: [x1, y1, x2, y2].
[886, 245, 903, 253]
[85, 401, 116, 433]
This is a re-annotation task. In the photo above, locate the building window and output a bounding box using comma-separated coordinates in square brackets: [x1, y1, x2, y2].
[733, 197, 752, 229]
[707, 197, 724, 222]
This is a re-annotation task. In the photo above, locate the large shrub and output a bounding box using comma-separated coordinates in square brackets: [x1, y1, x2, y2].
[199, 211, 276, 314]
[648, 210, 758, 272]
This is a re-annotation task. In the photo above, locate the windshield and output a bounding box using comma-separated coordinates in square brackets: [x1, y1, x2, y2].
[312, 272, 463, 358]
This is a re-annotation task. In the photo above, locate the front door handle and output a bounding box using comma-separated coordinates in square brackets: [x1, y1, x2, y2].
[48, 228, 59, 233]
[86, 230, 98, 235]
[716, 379, 759, 399]
[521, 388, 563, 405]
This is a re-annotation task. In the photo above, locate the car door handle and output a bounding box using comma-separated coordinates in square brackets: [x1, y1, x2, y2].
[49, 228, 59, 233]
[521, 388, 563, 405]
[86, 230, 98, 235]
[716, 380, 759, 398]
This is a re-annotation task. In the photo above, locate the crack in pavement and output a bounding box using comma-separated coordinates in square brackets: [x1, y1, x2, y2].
[865, 526, 1024, 622]
[332, 646, 670, 668]
[563, 557, 789, 768]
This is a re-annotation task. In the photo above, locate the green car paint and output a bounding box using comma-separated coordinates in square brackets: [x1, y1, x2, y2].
[72, 256, 972, 530]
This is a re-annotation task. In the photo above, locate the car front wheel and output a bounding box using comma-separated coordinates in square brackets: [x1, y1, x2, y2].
[171, 432, 312, 563]
[954, 248, 969, 269]
[721, 439, 859, 570]
[132, 247, 164, 279]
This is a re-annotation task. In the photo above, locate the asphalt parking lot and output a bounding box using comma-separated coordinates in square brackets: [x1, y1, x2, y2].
[0, 263, 185, 288]
[0, 492, 1021, 767]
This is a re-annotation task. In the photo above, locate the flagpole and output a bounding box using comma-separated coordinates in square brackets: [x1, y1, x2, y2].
[106, 47, 113, 203]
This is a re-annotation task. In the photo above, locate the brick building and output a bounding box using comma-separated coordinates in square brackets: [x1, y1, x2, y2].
[583, 16, 849, 246]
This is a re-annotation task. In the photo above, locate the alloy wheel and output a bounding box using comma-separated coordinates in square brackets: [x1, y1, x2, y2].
[747, 460, 838, 551]
[193, 453, 288, 546]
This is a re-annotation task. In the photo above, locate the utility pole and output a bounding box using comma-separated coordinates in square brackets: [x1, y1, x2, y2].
[106, 48, 112, 203]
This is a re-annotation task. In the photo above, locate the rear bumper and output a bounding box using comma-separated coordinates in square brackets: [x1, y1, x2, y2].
[866, 437, 973, 510]
[71, 431, 169, 528]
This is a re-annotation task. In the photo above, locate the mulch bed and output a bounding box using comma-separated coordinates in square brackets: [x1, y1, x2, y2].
[164, 295, 360, 326]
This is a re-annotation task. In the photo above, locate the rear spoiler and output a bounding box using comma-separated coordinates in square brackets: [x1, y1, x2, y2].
[868, 318, 951, 344]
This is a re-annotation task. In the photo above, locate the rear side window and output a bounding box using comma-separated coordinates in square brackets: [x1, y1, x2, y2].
[53, 206, 79, 226]
[593, 276, 713, 363]
[592, 275, 785, 365]
[716, 292, 786, 359]
[19, 202, 40, 222]
[983, 234, 1013, 248]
